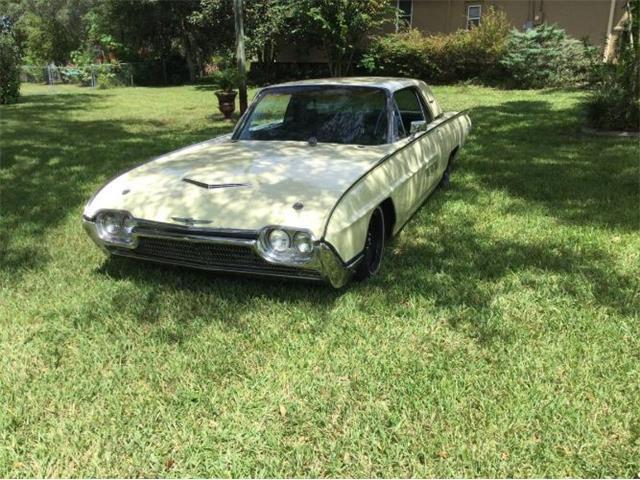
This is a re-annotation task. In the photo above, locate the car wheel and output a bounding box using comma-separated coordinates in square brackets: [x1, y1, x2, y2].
[354, 206, 385, 281]
[439, 150, 457, 188]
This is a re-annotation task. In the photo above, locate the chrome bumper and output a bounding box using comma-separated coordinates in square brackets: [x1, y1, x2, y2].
[82, 218, 358, 288]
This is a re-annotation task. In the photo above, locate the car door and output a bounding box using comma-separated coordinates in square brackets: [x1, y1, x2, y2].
[388, 87, 443, 227]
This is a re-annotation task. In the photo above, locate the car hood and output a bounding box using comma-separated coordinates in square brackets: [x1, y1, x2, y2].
[84, 138, 394, 236]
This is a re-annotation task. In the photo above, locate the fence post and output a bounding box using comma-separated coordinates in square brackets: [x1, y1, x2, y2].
[91, 65, 96, 88]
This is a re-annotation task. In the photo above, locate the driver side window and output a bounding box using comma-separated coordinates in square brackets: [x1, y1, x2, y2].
[393, 88, 430, 140]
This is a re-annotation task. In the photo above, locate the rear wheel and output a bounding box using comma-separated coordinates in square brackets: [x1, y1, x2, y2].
[354, 206, 385, 281]
[439, 149, 457, 188]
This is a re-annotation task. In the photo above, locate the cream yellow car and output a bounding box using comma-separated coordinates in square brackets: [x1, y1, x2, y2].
[82, 77, 472, 287]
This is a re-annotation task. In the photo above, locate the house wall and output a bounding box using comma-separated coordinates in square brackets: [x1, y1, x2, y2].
[410, 0, 625, 45]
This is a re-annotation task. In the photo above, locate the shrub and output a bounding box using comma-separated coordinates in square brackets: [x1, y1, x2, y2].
[499, 24, 596, 88]
[0, 29, 21, 104]
[212, 68, 243, 92]
[586, 1, 639, 132]
[361, 8, 511, 83]
[95, 62, 127, 89]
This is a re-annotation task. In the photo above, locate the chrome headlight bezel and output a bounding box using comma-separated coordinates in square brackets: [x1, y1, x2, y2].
[258, 226, 316, 264]
[94, 210, 137, 246]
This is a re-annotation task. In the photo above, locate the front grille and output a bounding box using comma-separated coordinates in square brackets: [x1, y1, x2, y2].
[109, 236, 322, 280]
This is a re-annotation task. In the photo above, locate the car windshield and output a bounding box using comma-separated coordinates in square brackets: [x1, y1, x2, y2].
[235, 86, 388, 145]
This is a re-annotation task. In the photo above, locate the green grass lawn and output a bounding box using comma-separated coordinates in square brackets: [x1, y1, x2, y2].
[1, 82, 638, 477]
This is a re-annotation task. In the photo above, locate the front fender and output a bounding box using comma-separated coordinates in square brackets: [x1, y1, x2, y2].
[323, 160, 397, 263]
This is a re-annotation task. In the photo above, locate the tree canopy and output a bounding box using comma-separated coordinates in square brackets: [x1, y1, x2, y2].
[1, 0, 395, 80]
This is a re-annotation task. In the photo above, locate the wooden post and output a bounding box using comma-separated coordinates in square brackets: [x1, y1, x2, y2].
[233, 0, 248, 115]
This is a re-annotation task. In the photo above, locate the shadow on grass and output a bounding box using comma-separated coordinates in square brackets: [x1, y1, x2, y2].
[374, 99, 638, 342]
[193, 84, 217, 92]
[384, 193, 637, 331]
[91, 256, 344, 341]
[2, 90, 637, 342]
[0, 90, 231, 278]
[463, 100, 638, 231]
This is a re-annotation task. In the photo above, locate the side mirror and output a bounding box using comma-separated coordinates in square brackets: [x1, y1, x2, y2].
[410, 120, 427, 135]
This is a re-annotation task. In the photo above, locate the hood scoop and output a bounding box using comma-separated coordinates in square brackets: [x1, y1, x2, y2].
[182, 177, 251, 190]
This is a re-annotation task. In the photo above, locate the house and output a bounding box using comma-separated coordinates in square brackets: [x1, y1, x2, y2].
[396, 0, 626, 44]
[277, 0, 627, 64]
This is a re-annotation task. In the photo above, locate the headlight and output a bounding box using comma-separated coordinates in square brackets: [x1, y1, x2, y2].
[260, 227, 315, 264]
[95, 211, 136, 245]
[268, 229, 291, 252]
[293, 232, 312, 253]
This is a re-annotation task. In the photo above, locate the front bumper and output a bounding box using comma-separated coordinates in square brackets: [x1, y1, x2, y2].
[82, 218, 358, 288]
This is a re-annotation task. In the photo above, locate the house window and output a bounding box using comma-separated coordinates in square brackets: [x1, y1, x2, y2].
[396, 0, 413, 31]
[467, 5, 481, 29]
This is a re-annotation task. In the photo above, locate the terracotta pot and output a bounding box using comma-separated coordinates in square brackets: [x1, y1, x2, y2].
[215, 90, 237, 119]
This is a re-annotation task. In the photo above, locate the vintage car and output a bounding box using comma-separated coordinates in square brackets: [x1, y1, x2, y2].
[83, 77, 472, 287]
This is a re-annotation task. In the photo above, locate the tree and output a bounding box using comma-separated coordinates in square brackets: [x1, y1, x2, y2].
[243, 0, 292, 79]
[107, 0, 234, 82]
[0, 0, 98, 64]
[196, 0, 295, 84]
[0, 15, 21, 103]
[104, 0, 196, 81]
[293, 0, 393, 76]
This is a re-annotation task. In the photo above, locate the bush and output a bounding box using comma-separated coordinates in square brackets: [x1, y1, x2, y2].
[586, 1, 639, 132]
[0, 31, 21, 104]
[361, 12, 595, 89]
[360, 8, 510, 83]
[94, 62, 128, 89]
[212, 68, 243, 92]
[499, 24, 596, 88]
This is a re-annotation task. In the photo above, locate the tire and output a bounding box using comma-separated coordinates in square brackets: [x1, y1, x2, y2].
[439, 150, 457, 189]
[354, 206, 386, 281]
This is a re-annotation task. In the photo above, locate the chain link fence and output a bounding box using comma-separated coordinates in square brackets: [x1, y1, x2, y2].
[20, 63, 134, 88]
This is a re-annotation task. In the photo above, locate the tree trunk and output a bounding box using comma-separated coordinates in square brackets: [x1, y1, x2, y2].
[233, 0, 248, 114]
[325, 40, 337, 77]
[344, 48, 356, 76]
[181, 19, 197, 83]
[604, 10, 630, 62]
[185, 50, 196, 83]
[161, 56, 168, 85]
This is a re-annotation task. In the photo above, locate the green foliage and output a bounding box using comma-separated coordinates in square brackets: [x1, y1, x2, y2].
[362, 14, 595, 88]
[8, 0, 98, 64]
[68, 8, 126, 68]
[0, 30, 21, 104]
[294, 0, 394, 76]
[361, 8, 510, 83]
[586, 0, 639, 131]
[18, 12, 71, 64]
[244, 0, 291, 64]
[212, 67, 243, 92]
[499, 24, 596, 88]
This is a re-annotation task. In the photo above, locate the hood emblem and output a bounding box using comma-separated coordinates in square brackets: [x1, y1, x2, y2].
[182, 177, 250, 190]
[171, 217, 213, 227]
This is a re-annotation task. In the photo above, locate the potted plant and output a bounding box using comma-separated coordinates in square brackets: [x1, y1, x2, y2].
[213, 68, 242, 119]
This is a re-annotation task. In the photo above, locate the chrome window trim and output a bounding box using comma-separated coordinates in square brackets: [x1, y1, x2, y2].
[233, 85, 394, 145]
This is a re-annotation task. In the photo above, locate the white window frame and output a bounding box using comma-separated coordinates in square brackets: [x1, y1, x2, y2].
[467, 4, 482, 29]
[395, 0, 413, 32]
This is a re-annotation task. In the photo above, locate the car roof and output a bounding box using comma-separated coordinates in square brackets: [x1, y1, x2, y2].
[264, 77, 423, 92]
